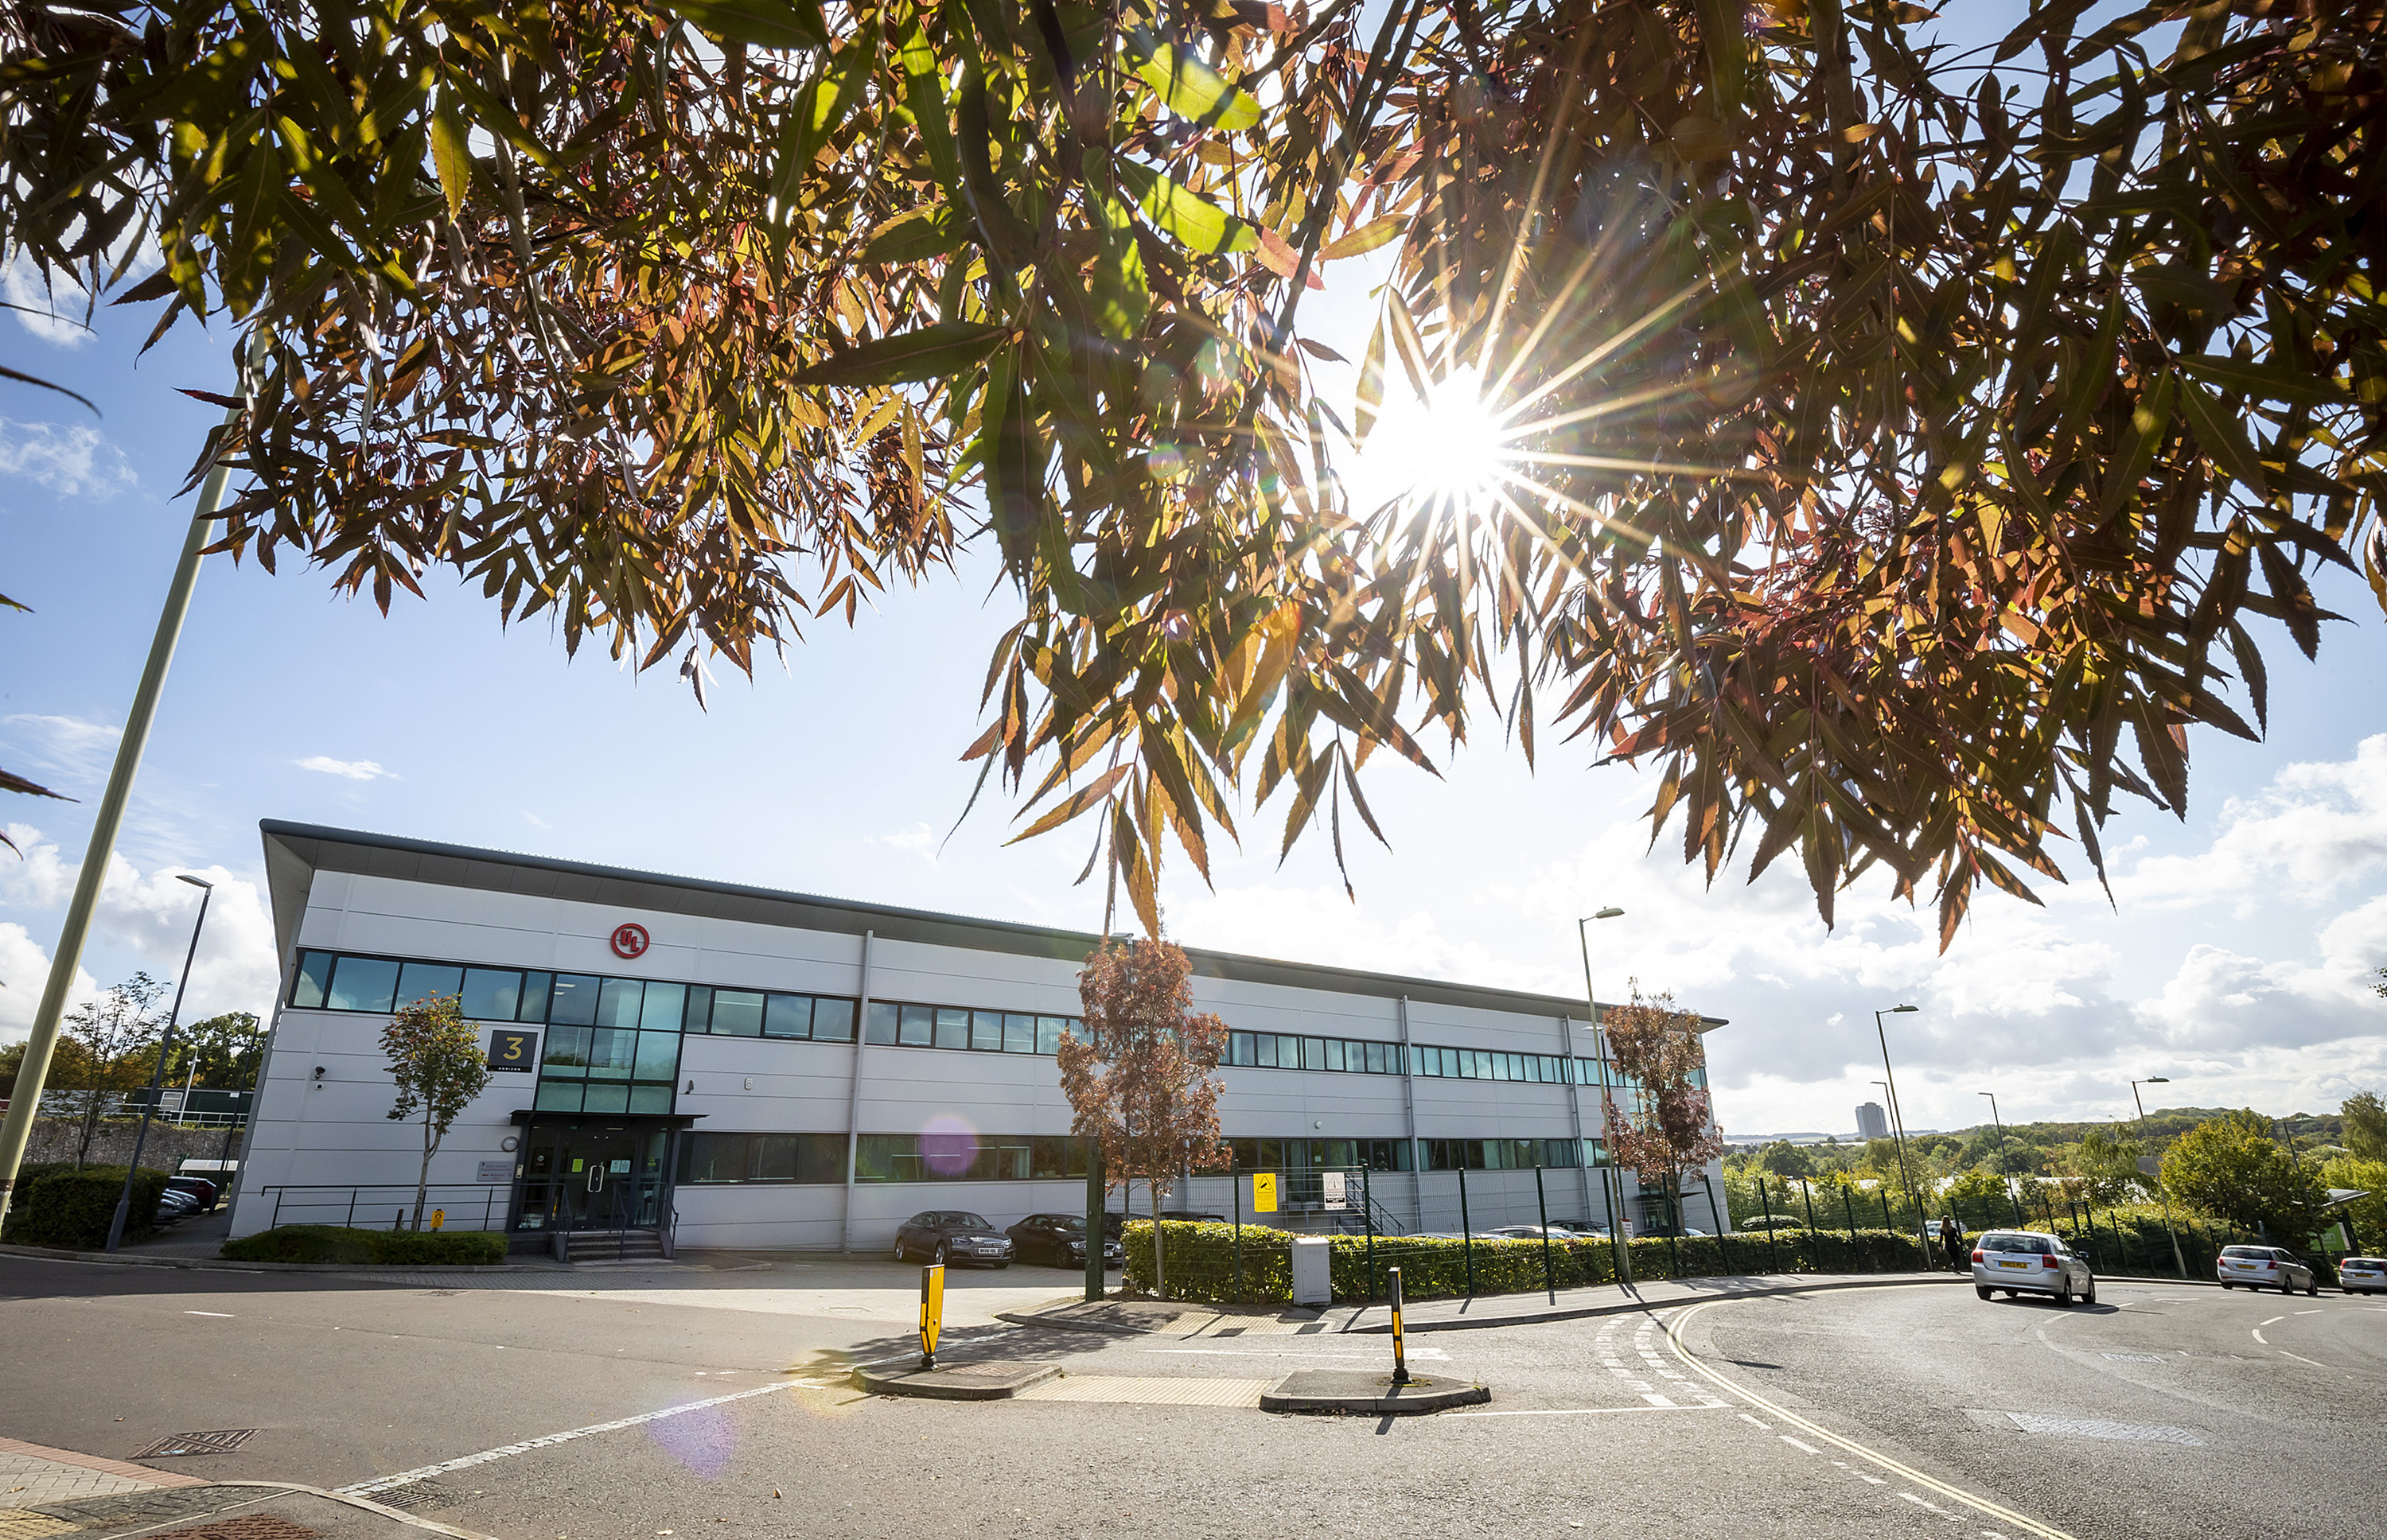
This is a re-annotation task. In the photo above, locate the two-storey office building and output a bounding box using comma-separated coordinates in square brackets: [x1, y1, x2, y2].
[230, 822, 1730, 1253]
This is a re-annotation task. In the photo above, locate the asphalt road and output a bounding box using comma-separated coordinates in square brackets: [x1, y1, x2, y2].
[2, 1255, 2379, 1539]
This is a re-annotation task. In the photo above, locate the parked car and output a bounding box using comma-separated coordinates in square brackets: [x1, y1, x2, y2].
[893, 1211, 1013, 1268]
[1481, 1224, 1606, 1242]
[150, 1188, 200, 1225]
[1005, 1213, 1123, 1270]
[165, 1176, 219, 1212]
[2336, 1255, 2385, 1295]
[1971, 1230, 2096, 1305]
[2218, 1244, 2318, 1294]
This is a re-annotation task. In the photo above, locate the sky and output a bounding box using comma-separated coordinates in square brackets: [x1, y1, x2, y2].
[4, 2, 2383, 1145]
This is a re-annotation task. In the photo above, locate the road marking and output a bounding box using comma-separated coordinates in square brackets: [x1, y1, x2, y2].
[183, 1311, 234, 1318]
[337, 1382, 790, 1495]
[1738, 1413, 1770, 1429]
[2277, 1351, 2328, 1369]
[1662, 1301, 2080, 1540]
[2251, 1329, 2268, 1344]
[2259, 1316, 2284, 1326]
[1781, 1435, 1821, 1454]
[2293, 1309, 2321, 1316]
[1447, 1404, 1728, 1418]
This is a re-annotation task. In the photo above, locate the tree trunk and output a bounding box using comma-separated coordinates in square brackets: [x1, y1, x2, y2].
[1150, 1173, 1166, 1300]
[413, 1106, 436, 1231]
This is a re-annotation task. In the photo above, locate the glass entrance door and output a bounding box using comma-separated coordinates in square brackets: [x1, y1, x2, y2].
[515, 1121, 668, 1232]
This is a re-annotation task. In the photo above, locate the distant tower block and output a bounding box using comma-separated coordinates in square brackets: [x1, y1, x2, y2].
[1855, 1102, 1890, 1141]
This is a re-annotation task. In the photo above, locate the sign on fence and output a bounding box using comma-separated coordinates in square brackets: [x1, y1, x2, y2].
[1252, 1173, 1278, 1213]
[1321, 1171, 1347, 1211]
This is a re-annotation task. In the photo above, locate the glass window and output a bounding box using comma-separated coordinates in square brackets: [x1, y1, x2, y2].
[395, 962, 464, 1009]
[1303, 1037, 1326, 1071]
[1364, 1041, 1386, 1075]
[812, 998, 856, 1042]
[585, 1028, 637, 1080]
[864, 1001, 899, 1044]
[629, 1084, 673, 1114]
[518, 971, 552, 1022]
[899, 1004, 933, 1047]
[534, 1080, 582, 1112]
[683, 986, 713, 1032]
[707, 990, 762, 1036]
[458, 968, 522, 1021]
[1254, 1035, 1276, 1069]
[597, 978, 643, 1029]
[1036, 1015, 1066, 1055]
[327, 955, 399, 1013]
[1491, 1054, 1511, 1082]
[582, 1083, 630, 1114]
[1324, 1039, 1345, 1072]
[1232, 1032, 1256, 1067]
[541, 1025, 591, 1074]
[292, 951, 333, 1009]
[765, 994, 812, 1039]
[548, 974, 599, 1026]
[633, 1030, 679, 1081]
[971, 1010, 1003, 1052]
[641, 982, 686, 1032]
[1004, 1013, 1035, 1053]
[1416, 1045, 1439, 1077]
[936, 1007, 971, 1051]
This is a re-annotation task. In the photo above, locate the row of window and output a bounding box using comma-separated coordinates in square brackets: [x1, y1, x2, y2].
[291, 946, 1693, 1091]
[673, 1132, 1611, 1184]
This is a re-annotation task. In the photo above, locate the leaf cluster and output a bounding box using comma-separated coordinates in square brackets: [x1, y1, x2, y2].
[1595, 984, 1722, 1186]
[1056, 936, 1232, 1191]
[379, 992, 493, 1135]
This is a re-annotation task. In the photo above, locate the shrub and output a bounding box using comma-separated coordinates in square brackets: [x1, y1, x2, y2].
[220, 1225, 506, 1265]
[0, 1165, 167, 1248]
[1740, 1214, 1808, 1230]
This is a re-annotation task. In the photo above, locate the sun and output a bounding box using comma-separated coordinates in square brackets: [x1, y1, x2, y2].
[1350, 364, 1511, 520]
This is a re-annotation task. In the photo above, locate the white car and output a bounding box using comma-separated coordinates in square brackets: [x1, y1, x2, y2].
[2337, 1255, 2385, 1295]
[1971, 1230, 2096, 1305]
[2218, 1244, 2318, 1295]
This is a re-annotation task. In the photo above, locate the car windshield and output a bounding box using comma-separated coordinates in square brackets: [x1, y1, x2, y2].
[954, 1213, 990, 1229]
[2221, 1246, 2268, 1258]
[1052, 1215, 1085, 1231]
[1983, 1234, 2050, 1254]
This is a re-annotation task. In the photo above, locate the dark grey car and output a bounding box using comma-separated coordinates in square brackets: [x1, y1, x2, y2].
[894, 1210, 1013, 1267]
[1006, 1212, 1123, 1270]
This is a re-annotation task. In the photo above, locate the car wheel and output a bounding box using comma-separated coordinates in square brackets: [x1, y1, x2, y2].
[933, 1242, 949, 1266]
[2053, 1280, 2074, 1307]
[993, 1261, 1010, 1270]
[1976, 1285, 1993, 1301]
[2220, 1282, 2233, 1289]
[894, 1241, 909, 1262]
[2304, 1279, 2319, 1297]
[2082, 1278, 2097, 1306]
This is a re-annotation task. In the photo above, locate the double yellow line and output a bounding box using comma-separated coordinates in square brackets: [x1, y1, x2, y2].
[1661, 1300, 2080, 1540]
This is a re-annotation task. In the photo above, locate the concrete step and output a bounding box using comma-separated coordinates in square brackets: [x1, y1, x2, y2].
[562, 1230, 667, 1263]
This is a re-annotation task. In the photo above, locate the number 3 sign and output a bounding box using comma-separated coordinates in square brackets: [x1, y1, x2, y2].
[610, 923, 650, 959]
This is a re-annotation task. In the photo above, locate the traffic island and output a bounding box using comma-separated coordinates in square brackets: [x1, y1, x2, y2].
[852, 1359, 1061, 1400]
[1260, 1370, 1489, 1415]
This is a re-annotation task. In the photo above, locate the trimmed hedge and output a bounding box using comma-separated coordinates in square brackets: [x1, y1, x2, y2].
[0, 1165, 168, 1248]
[220, 1225, 507, 1265]
[1123, 1220, 1939, 1304]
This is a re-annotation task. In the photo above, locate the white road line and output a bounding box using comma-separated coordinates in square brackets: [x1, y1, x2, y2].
[2293, 1309, 2322, 1316]
[336, 1382, 790, 1495]
[2259, 1316, 2284, 1326]
[1662, 1301, 2080, 1540]
[1781, 1435, 1821, 1454]
[2277, 1351, 2329, 1369]
[184, 1310, 234, 1317]
[1739, 1413, 1771, 1429]
[2252, 1329, 2268, 1344]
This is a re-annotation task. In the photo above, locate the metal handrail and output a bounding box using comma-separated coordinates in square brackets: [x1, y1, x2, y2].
[261, 1182, 505, 1231]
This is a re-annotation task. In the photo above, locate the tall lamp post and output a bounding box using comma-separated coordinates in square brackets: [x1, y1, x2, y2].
[1978, 1091, 2022, 1226]
[106, 874, 213, 1252]
[1577, 908, 1630, 1286]
[1871, 1005, 1926, 1255]
[2130, 1076, 2187, 1277]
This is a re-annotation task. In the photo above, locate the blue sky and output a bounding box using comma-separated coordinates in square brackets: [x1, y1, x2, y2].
[6, 2, 2384, 1140]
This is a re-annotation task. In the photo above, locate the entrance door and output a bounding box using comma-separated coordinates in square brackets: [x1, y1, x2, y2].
[516, 1122, 668, 1232]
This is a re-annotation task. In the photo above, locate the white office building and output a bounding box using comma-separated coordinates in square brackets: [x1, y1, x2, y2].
[230, 822, 1731, 1256]
[1855, 1102, 1891, 1141]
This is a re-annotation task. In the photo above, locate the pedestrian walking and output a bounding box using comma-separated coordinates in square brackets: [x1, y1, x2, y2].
[1939, 1215, 1965, 1273]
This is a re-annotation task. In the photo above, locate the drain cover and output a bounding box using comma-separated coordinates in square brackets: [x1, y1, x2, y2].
[135, 1429, 260, 1458]
[146, 1518, 323, 1539]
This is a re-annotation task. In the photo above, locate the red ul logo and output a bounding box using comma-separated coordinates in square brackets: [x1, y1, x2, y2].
[609, 923, 650, 959]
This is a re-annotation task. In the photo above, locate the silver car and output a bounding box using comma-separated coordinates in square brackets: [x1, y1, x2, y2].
[2218, 1244, 2318, 1295]
[1972, 1229, 2096, 1305]
[2337, 1256, 2385, 1295]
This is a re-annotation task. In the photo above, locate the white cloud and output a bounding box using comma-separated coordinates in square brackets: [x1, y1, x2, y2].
[874, 822, 940, 863]
[521, 811, 551, 830]
[296, 756, 394, 781]
[2, 252, 95, 348]
[2, 714, 123, 795]
[0, 420, 136, 497]
[0, 922, 96, 1044]
[2109, 734, 2387, 914]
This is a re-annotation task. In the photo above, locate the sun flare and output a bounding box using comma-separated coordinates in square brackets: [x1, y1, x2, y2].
[1352, 364, 1513, 521]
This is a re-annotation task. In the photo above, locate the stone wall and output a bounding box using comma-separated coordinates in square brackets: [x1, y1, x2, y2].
[22, 1118, 247, 1172]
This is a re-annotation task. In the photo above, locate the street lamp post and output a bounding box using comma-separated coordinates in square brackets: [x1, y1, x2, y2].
[1577, 908, 1630, 1287]
[2130, 1076, 2187, 1278]
[1872, 1005, 1928, 1260]
[107, 874, 213, 1253]
[1978, 1091, 2022, 1226]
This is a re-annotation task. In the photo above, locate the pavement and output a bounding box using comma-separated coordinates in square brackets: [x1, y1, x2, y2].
[2, 1247, 2378, 1538]
[0, 1436, 489, 1539]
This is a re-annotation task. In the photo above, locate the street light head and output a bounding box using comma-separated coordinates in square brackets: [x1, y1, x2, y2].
[175, 873, 213, 890]
[1591, 907, 1625, 920]
[2145, 1075, 2170, 1083]
[1891, 1004, 1918, 1013]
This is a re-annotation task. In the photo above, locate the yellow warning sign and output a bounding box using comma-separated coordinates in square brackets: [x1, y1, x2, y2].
[1252, 1173, 1278, 1214]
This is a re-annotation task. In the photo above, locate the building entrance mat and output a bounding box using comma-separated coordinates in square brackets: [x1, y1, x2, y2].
[145, 1517, 325, 1540]
[134, 1431, 260, 1460]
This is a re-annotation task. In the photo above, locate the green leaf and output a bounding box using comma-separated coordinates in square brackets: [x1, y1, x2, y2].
[2174, 371, 2267, 496]
[1126, 29, 1261, 131]
[1321, 213, 1405, 262]
[1112, 159, 1256, 255]
[658, 0, 827, 50]
[429, 92, 472, 221]
[1088, 196, 1150, 342]
[2178, 352, 2348, 407]
[860, 205, 965, 264]
[794, 321, 1008, 387]
[898, 21, 961, 195]
[770, 46, 867, 216]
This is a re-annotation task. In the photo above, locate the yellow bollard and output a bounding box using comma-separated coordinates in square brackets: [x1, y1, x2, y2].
[430, 1209, 445, 1231]
[1388, 1266, 1409, 1385]
[919, 1262, 945, 1370]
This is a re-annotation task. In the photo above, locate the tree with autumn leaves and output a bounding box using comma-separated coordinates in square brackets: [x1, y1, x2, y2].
[1598, 987, 1723, 1235]
[1057, 938, 1229, 1300]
